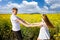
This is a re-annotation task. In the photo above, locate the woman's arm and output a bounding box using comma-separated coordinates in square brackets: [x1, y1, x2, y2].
[32, 22, 41, 25]
[30, 22, 43, 27]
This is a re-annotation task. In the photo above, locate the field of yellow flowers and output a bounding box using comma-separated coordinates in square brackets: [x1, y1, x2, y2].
[0, 13, 60, 40]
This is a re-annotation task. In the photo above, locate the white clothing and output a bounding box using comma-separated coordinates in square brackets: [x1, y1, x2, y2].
[38, 21, 50, 40]
[10, 14, 20, 31]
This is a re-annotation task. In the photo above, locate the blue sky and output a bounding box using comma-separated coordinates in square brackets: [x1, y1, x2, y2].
[0, 0, 45, 7]
[0, 0, 60, 13]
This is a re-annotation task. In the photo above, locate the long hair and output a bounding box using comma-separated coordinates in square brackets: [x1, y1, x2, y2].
[42, 14, 54, 28]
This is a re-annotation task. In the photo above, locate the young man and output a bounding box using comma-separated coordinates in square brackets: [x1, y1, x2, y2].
[10, 7, 31, 40]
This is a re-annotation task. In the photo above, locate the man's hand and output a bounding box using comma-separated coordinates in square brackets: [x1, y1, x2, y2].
[26, 24, 33, 27]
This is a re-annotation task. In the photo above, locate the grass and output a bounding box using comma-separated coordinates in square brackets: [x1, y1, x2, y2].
[0, 13, 60, 40]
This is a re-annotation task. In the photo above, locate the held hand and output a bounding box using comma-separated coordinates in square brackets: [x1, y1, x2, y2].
[26, 24, 36, 27]
[26, 24, 33, 27]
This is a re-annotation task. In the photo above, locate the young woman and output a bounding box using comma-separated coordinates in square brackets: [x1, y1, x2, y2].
[30, 14, 54, 40]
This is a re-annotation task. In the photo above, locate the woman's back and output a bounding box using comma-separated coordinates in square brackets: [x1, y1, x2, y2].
[38, 22, 50, 40]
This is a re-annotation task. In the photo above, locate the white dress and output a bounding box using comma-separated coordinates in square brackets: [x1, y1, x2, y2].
[38, 22, 50, 40]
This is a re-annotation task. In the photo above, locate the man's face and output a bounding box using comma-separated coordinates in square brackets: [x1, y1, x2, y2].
[12, 10, 17, 15]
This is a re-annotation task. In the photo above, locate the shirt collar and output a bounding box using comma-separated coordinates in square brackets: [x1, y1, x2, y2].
[12, 13, 15, 15]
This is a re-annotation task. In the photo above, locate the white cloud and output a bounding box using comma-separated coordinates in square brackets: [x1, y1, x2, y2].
[0, 1, 49, 13]
[45, 0, 60, 9]
[45, 0, 52, 4]
[43, 6, 48, 10]
[50, 3, 60, 9]
[7, 2, 21, 8]
[19, 1, 42, 13]
[44, 0, 60, 13]
[45, 0, 60, 4]
[0, 0, 60, 13]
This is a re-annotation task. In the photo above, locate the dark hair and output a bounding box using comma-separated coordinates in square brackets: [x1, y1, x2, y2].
[42, 14, 54, 28]
[12, 7, 18, 11]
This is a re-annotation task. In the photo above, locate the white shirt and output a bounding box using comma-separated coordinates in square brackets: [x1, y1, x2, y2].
[10, 14, 20, 31]
[38, 22, 50, 40]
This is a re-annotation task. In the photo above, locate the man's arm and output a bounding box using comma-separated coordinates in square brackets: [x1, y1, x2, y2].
[30, 22, 42, 27]
[16, 17, 31, 27]
[17, 17, 30, 25]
